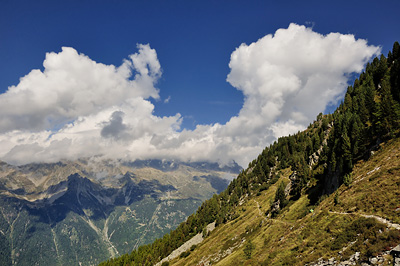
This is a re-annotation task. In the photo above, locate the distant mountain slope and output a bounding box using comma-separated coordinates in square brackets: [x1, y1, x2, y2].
[101, 42, 400, 266]
[0, 159, 239, 265]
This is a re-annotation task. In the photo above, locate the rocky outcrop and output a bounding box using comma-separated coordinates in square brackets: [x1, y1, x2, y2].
[155, 222, 216, 266]
[308, 122, 332, 169]
[306, 245, 400, 266]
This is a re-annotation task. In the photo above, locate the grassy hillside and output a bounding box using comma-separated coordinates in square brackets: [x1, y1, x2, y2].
[168, 137, 400, 265]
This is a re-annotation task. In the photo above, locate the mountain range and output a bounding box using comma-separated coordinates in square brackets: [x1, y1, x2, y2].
[0, 159, 240, 265]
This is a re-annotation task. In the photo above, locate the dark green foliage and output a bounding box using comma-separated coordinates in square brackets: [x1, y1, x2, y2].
[324, 41, 400, 189]
[0, 233, 11, 266]
[243, 239, 255, 259]
[331, 217, 381, 251]
[334, 191, 339, 205]
[390, 42, 400, 101]
[343, 173, 352, 187]
[275, 181, 287, 209]
[202, 227, 208, 238]
[179, 251, 190, 258]
[331, 217, 400, 261]
[0, 194, 201, 266]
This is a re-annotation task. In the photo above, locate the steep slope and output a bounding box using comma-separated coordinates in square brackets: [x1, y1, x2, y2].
[168, 137, 400, 265]
[101, 42, 400, 266]
[0, 159, 239, 265]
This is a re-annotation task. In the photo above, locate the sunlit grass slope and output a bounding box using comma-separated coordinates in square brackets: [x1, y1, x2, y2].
[169, 138, 400, 266]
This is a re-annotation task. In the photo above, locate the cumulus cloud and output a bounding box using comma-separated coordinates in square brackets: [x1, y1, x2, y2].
[0, 24, 381, 167]
[0, 44, 160, 133]
[226, 23, 380, 138]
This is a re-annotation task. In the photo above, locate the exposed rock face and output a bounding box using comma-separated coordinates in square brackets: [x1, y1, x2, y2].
[155, 222, 216, 266]
[270, 200, 281, 213]
[306, 246, 400, 266]
[308, 122, 332, 169]
[284, 171, 297, 196]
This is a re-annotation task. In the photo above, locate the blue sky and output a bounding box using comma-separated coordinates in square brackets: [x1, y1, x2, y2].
[0, 0, 399, 166]
[2, 0, 399, 127]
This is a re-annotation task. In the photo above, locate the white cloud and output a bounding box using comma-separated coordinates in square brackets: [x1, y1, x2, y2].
[0, 44, 160, 133]
[0, 24, 381, 167]
[164, 96, 171, 103]
[219, 23, 380, 165]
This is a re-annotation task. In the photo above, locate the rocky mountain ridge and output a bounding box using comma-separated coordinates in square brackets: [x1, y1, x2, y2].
[0, 159, 240, 265]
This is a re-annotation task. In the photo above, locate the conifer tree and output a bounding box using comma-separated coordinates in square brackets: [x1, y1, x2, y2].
[275, 181, 286, 209]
